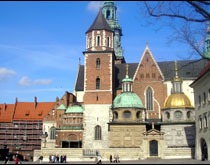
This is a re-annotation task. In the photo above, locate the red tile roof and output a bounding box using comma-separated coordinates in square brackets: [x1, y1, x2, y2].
[0, 104, 15, 122]
[13, 102, 55, 120]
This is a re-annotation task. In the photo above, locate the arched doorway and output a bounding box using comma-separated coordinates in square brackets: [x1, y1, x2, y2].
[150, 140, 158, 156]
[200, 138, 208, 160]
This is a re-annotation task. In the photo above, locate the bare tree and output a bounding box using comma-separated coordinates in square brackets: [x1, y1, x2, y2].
[141, 1, 210, 60]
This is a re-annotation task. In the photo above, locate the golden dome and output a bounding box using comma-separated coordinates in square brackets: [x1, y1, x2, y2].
[163, 93, 194, 109]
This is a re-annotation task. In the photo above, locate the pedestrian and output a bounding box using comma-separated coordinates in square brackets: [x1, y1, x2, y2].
[97, 154, 102, 164]
[39, 155, 43, 164]
[63, 155, 66, 163]
[4, 156, 9, 164]
[14, 156, 18, 165]
[49, 155, 52, 163]
[109, 155, 112, 163]
[114, 154, 117, 163]
[116, 154, 120, 163]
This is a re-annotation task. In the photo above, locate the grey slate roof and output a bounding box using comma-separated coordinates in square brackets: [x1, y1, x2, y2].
[86, 9, 113, 33]
[75, 59, 208, 91]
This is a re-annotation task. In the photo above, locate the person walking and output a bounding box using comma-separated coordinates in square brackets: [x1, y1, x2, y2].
[97, 154, 102, 164]
[109, 155, 112, 163]
[39, 155, 43, 164]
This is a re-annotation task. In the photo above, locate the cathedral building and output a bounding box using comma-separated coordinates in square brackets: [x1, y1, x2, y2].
[34, 1, 209, 161]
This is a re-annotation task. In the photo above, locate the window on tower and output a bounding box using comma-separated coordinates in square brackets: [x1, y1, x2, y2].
[96, 77, 100, 90]
[95, 125, 102, 140]
[106, 10, 111, 19]
[97, 36, 101, 47]
[107, 37, 110, 47]
[96, 58, 100, 69]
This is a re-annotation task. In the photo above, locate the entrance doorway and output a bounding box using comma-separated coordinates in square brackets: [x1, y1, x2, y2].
[201, 138, 208, 160]
[62, 141, 82, 148]
[150, 140, 158, 156]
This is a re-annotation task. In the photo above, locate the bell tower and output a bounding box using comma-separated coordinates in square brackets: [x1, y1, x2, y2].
[84, 9, 115, 104]
[102, 1, 125, 64]
[83, 9, 115, 149]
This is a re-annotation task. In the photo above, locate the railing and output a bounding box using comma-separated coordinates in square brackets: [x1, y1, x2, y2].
[83, 149, 99, 157]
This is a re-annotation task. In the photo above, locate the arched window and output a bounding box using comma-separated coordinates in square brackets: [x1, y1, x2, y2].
[50, 127, 56, 140]
[136, 111, 141, 119]
[96, 58, 100, 69]
[124, 111, 131, 119]
[146, 87, 153, 110]
[106, 10, 110, 19]
[97, 36, 100, 47]
[187, 111, 192, 119]
[175, 111, 182, 119]
[165, 112, 170, 120]
[113, 112, 118, 119]
[96, 77, 100, 90]
[95, 125, 102, 140]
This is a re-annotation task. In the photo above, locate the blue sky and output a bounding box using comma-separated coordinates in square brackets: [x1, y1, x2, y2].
[0, 1, 200, 104]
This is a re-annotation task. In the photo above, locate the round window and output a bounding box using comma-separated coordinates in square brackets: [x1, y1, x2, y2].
[124, 111, 131, 119]
[175, 111, 182, 119]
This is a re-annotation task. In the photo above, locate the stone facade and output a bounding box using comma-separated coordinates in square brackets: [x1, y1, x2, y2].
[190, 62, 210, 161]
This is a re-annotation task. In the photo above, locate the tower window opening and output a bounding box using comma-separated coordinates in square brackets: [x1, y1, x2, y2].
[96, 77, 100, 90]
[107, 37, 110, 47]
[106, 10, 111, 19]
[96, 58, 100, 69]
[97, 36, 100, 47]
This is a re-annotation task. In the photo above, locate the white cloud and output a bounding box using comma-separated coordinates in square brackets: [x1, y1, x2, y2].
[0, 68, 16, 81]
[87, 1, 103, 12]
[34, 79, 52, 85]
[18, 76, 31, 87]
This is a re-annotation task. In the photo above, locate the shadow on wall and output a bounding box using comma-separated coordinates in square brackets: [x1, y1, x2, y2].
[184, 125, 196, 159]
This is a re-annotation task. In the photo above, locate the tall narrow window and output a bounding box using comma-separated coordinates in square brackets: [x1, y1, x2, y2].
[97, 36, 100, 47]
[95, 125, 102, 140]
[198, 95, 201, 107]
[146, 87, 153, 110]
[96, 58, 100, 69]
[203, 92, 206, 105]
[50, 127, 56, 140]
[96, 77, 100, 90]
[89, 37, 92, 48]
[107, 37, 110, 47]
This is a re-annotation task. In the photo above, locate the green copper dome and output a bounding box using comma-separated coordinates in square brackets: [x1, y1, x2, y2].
[65, 105, 83, 114]
[56, 104, 66, 110]
[113, 92, 144, 109]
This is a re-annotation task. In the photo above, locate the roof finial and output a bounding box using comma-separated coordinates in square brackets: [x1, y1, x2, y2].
[174, 61, 178, 78]
[126, 64, 129, 78]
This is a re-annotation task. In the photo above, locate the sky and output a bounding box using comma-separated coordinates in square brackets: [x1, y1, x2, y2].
[0, 1, 201, 104]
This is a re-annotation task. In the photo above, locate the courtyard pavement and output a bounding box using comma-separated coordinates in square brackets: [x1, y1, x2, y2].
[1, 158, 210, 164]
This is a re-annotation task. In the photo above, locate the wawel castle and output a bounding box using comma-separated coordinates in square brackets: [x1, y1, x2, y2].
[0, 1, 209, 162]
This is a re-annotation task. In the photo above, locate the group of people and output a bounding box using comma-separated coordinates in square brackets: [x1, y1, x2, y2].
[49, 154, 67, 163]
[110, 154, 120, 163]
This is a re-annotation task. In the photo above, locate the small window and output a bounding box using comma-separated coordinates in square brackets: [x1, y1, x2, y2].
[96, 77, 100, 90]
[174, 111, 182, 119]
[107, 37, 110, 47]
[95, 125, 102, 140]
[140, 74, 144, 79]
[88, 37, 92, 48]
[136, 111, 141, 119]
[50, 127, 56, 140]
[96, 58, 100, 69]
[114, 112, 118, 119]
[97, 36, 100, 47]
[199, 117, 202, 130]
[203, 92, 206, 105]
[187, 111, 192, 119]
[165, 112, 170, 120]
[204, 115, 208, 128]
[152, 73, 156, 79]
[198, 95, 201, 107]
[124, 111, 131, 119]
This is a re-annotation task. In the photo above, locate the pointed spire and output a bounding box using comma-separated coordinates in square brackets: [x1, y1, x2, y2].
[174, 61, 178, 78]
[126, 64, 129, 78]
[86, 9, 113, 33]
